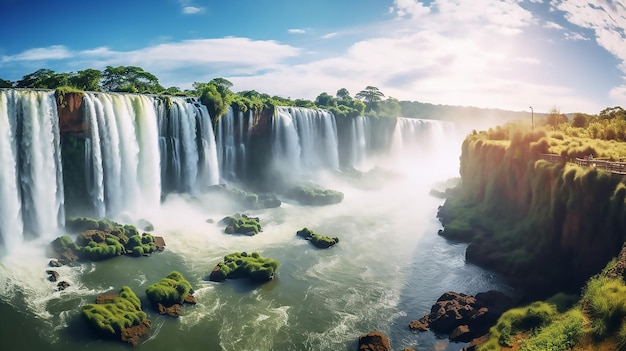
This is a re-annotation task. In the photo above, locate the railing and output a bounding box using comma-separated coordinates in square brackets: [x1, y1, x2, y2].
[539, 153, 626, 175]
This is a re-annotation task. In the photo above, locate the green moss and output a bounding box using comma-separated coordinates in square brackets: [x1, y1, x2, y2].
[207, 184, 281, 209]
[219, 214, 262, 235]
[285, 184, 344, 206]
[81, 286, 147, 337]
[296, 228, 339, 249]
[209, 252, 279, 283]
[146, 271, 192, 307]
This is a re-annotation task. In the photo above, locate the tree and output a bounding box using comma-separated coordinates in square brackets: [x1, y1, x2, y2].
[199, 84, 229, 119]
[571, 113, 589, 128]
[16, 69, 56, 88]
[377, 97, 402, 118]
[69, 69, 102, 91]
[546, 107, 568, 130]
[599, 106, 626, 120]
[315, 92, 336, 107]
[355, 86, 384, 103]
[355, 86, 385, 112]
[0, 78, 12, 88]
[209, 78, 233, 97]
[336, 88, 351, 101]
[101, 66, 163, 93]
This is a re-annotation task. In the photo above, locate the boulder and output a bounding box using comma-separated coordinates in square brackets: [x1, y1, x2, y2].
[46, 270, 60, 282]
[357, 331, 391, 351]
[57, 281, 70, 291]
[409, 291, 512, 342]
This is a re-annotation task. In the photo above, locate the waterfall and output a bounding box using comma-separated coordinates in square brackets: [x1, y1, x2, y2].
[388, 117, 458, 178]
[0, 90, 64, 249]
[272, 106, 339, 177]
[0, 90, 24, 252]
[83, 93, 160, 217]
[194, 99, 219, 188]
[158, 96, 219, 192]
[215, 106, 251, 182]
[348, 116, 370, 170]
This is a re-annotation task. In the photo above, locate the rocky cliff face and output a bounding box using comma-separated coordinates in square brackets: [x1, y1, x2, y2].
[439, 130, 626, 299]
[56, 91, 87, 137]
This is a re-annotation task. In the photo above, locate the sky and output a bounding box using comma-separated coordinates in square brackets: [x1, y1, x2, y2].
[0, 0, 625, 114]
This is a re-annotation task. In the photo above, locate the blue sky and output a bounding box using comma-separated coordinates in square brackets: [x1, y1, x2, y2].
[0, 0, 625, 114]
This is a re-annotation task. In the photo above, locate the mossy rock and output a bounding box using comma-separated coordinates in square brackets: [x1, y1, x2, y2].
[285, 184, 344, 206]
[146, 271, 192, 308]
[51, 218, 159, 262]
[207, 184, 281, 209]
[81, 286, 149, 345]
[296, 228, 339, 249]
[208, 252, 279, 283]
[219, 214, 262, 235]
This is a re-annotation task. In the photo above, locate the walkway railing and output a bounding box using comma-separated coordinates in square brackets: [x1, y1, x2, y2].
[539, 153, 626, 175]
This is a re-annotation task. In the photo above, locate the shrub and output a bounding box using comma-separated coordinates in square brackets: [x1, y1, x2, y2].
[583, 275, 626, 340]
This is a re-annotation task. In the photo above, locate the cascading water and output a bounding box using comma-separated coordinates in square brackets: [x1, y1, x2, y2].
[83, 92, 161, 217]
[158, 96, 219, 193]
[272, 106, 339, 178]
[0, 90, 24, 252]
[347, 116, 371, 170]
[0, 90, 65, 247]
[215, 106, 252, 182]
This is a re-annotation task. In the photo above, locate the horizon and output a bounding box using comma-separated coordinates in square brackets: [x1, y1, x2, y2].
[1, 0, 624, 114]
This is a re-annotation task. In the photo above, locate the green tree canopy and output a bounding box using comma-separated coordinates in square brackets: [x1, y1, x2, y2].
[336, 88, 351, 101]
[355, 86, 385, 112]
[546, 107, 568, 130]
[315, 92, 336, 107]
[599, 106, 626, 120]
[102, 66, 163, 93]
[0, 77, 14, 88]
[69, 69, 102, 91]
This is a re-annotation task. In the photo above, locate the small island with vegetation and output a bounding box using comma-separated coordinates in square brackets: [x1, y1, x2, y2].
[207, 252, 279, 283]
[146, 271, 195, 317]
[296, 228, 339, 249]
[49, 217, 164, 264]
[284, 184, 344, 206]
[81, 286, 150, 346]
[219, 214, 262, 235]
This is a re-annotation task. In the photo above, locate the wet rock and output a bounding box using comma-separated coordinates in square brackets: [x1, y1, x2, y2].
[48, 259, 63, 267]
[158, 303, 182, 317]
[357, 331, 391, 351]
[57, 281, 70, 291]
[46, 270, 60, 282]
[409, 290, 513, 342]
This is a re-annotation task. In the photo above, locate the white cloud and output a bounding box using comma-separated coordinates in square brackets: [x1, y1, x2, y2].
[1, 45, 71, 62]
[227, 1, 603, 113]
[178, 0, 204, 15]
[288, 28, 306, 34]
[564, 31, 588, 40]
[322, 32, 338, 39]
[182, 6, 204, 15]
[544, 21, 564, 30]
[555, 0, 626, 70]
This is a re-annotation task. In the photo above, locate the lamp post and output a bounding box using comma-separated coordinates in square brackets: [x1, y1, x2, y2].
[529, 106, 534, 131]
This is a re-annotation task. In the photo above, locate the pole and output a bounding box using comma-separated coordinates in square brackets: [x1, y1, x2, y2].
[529, 106, 534, 131]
